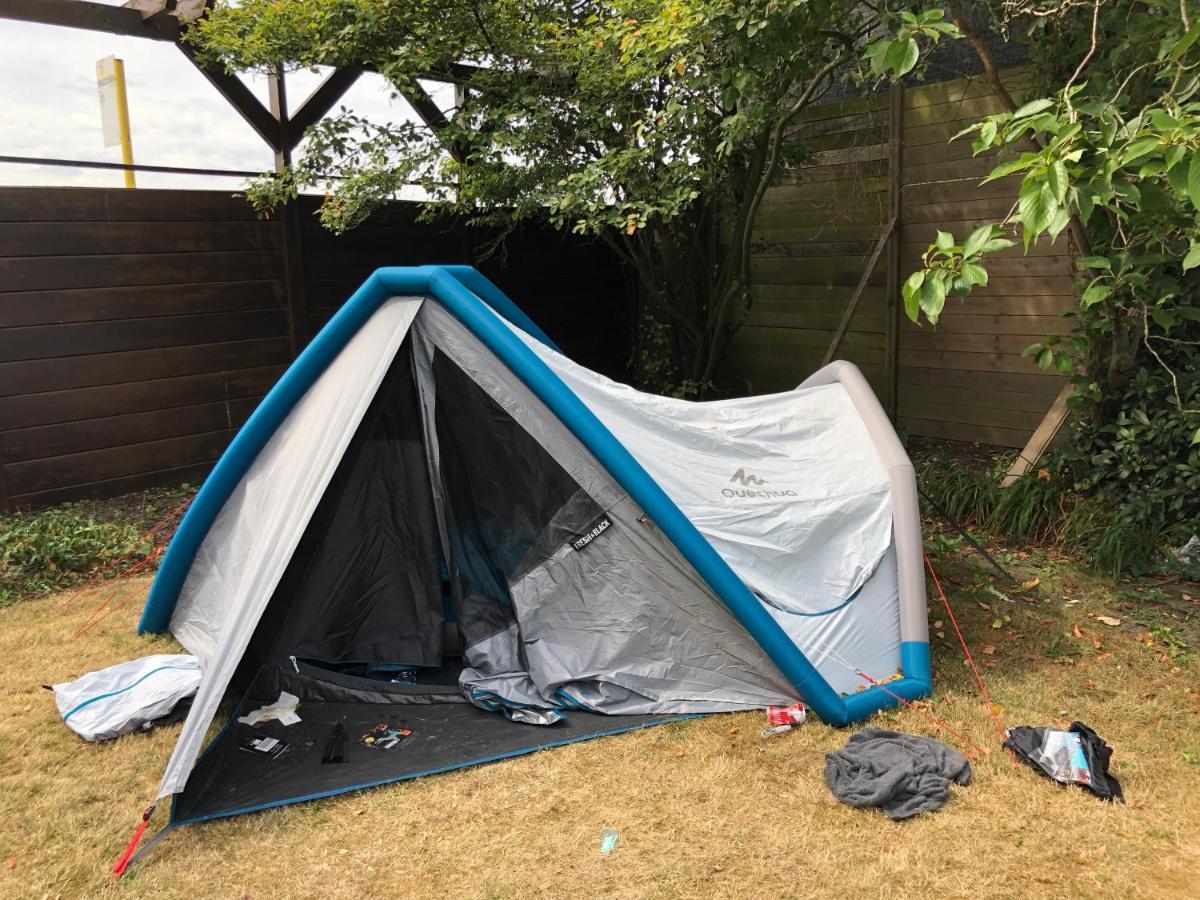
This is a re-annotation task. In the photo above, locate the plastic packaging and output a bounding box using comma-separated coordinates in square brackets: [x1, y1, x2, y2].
[600, 827, 619, 855]
[762, 724, 793, 738]
[1029, 729, 1093, 786]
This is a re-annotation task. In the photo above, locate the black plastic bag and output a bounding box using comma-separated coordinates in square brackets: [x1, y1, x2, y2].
[1004, 721, 1124, 802]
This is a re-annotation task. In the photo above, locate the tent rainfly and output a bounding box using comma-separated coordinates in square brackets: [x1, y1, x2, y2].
[133, 265, 930, 843]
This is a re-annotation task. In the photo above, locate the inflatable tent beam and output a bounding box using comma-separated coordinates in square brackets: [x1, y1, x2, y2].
[139, 265, 930, 727]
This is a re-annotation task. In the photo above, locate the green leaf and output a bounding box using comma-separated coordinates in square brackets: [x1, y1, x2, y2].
[1183, 245, 1200, 272]
[1168, 156, 1192, 195]
[1190, 153, 1200, 210]
[962, 224, 993, 258]
[1081, 283, 1111, 307]
[981, 156, 1035, 184]
[901, 270, 925, 321]
[919, 271, 948, 324]
[886, 37, 919, 77]
[961, 261, 988, 287]
[1047, 160, 1068, 203]
[1055, 353, 1073, 375]
[1122, 137, 1160, 165]
[1018, 181, 1056, 250]
[1036, 347, 1053, 370]
[1022, 343, 1043, 358]
[1077, 256, 1112, 269]
[1011, 98, 1054, 119]
[1171, 21, 1200, 61]
[935, 230, 955, 251]
[1191, 427, 1200, 446]
[982, 237, 1016, 253]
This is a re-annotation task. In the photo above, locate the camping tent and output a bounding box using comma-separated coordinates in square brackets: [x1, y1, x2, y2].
[136, 265, 929, 828]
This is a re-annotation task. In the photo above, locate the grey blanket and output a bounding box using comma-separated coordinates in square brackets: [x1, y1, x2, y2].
[824, 727, 971, 820]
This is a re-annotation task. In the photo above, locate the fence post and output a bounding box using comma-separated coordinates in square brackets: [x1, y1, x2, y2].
[884, 82, 903, 419]
[268, 67, 309, 357]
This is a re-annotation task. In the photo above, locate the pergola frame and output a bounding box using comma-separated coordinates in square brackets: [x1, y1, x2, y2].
[0, 0, 467, 357]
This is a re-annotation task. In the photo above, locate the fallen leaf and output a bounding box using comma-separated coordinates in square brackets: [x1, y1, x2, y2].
[982, 645, 996, 655]
[1096, 615, 1122, 627]
[992, 617, 1003, 629]
[934, 620, 944, 629]
[1073, 623, 1083, 639]
[3, 858, 15, 871]
[1037, 468, 1052, 481]
[1022, 577, 1041, 590]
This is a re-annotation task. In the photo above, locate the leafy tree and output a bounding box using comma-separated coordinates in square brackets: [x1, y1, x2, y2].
[191, 0, 955, 395]
[874, 0, 1200, 559]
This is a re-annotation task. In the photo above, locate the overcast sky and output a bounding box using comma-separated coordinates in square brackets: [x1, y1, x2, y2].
[0, 8, 450, 193]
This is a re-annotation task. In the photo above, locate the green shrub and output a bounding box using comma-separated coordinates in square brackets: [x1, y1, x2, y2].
[0, 486, 192, 605]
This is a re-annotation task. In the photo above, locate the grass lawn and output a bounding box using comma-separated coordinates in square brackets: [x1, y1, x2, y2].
[1, 528, 1198, 898]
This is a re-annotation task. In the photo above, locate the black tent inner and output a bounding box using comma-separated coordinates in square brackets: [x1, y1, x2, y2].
[174, 336, 677, 823]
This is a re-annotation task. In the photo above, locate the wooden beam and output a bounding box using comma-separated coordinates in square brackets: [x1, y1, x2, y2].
[1000, 382, 1073, 486]
[0, 0, 179, 39]
[176, 43, 283, 152]
[820, 212, 897, 367]
[287, 67, 364, 149]
[883, 83, 903, 417]
[267, 67, 309, 357]
[401, 82, 465, 162]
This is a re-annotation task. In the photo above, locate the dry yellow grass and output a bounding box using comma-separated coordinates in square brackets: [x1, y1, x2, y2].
[2, 555, 1199, 899]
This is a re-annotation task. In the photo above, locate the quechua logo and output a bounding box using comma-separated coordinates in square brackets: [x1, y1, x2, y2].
[729, 468, 766, 486]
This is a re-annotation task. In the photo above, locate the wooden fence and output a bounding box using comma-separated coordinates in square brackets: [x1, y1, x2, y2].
[0, 187, 625, 510]
[731, 69, 1075, 447]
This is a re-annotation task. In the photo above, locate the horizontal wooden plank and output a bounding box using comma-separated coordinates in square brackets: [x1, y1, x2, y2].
[731, 325, 885, 355]
[902, 92, 1013, 130]
[897, 381, 1061, 415]
[900, 330, 1046, 354]
[750, 255, 887, 287]
[0, 279, 286, 329]
[301, 225, 470, 256]
[2, 397, 260, 463]
[0, 366, 281, 431]
[0, 250, 284, 293]
[752, 223, 884, 244]
[0, 220, 281, 257]
[900, 172, 1025, 206]
[763, 176, 888, 207]
[0, 337, 291, 397]
[754, 201, 887, 231]
[806, 142, 889, 168]
[898, 236, 1069, 261]
[0, 188, 263, 223]
[903, 69, 1030, 110]
[752, 239, 878, 258]
[0, 309, 287, 362]
[7, 461, 215, 510]
[750, 284, 888, 305]
[903, 296, 1075, 317]
[901, 196, 1020, 225]
[898, 365, 1066, 395]
[792, 107, 888, 140]
[898, 398, 1044, 431]
[7, 429, 235, 496]
[796, 93, 889, 123]
[782, 159, 888, 185]
[904, 107, 1019, 147]
[899, 313, 1069, 336]
[900, 416, 1031, 448]
[899, 347, 1064, 375]
[746, 308, 886, 334]
[902, 138, 983, 168]
[896, 254, 1073, 278]
[728, 355, 886, 397]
